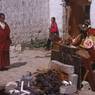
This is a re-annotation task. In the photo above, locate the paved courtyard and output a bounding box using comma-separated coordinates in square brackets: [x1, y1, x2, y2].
[0, 48, 95, 95]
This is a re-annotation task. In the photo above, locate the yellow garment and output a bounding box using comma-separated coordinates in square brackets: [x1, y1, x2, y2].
[90, 35, 95, 42]
[80, 36, 95, 48]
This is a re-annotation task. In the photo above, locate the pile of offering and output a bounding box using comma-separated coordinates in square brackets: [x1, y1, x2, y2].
[5, 70, 73, 95]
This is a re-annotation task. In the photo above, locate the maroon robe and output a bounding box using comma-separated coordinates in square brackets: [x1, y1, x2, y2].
[0, 22, 11, 70]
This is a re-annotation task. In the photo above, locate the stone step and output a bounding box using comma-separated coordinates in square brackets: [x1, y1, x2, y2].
[49, 60, 74, 74]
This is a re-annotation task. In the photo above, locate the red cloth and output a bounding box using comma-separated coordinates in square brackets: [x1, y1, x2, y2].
[50, 22, 58, 33]
[87, 28, 95, 36]
[0, 23, 11, 51]
[0, 51, 10, 69]
[0, 22, 11, 70]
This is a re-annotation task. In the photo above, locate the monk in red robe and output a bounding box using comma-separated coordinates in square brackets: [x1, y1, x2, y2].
[46, 17, 59, 50]
[0, 13, 11, 70]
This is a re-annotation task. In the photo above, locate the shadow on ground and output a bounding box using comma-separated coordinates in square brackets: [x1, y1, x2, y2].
[10, 62, 27, 69]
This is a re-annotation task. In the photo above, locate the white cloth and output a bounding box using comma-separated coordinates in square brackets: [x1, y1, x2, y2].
[0, 21, 5, 29]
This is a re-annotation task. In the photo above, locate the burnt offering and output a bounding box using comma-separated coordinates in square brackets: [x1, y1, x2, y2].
[34, 70, 63, 95]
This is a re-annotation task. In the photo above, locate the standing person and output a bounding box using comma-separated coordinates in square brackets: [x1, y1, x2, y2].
[0, 13, 11, 70]
[46, 17, 59, 50]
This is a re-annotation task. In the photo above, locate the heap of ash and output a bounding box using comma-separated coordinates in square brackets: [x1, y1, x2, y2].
[5, 70, 69, 95]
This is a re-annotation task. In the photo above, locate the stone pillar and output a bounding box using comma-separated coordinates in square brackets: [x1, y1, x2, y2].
[90, 0, 95, 28]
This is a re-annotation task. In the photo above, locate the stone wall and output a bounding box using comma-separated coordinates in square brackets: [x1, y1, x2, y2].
[0, 0, 49, 44]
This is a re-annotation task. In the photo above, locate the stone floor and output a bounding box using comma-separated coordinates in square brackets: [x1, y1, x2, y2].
[0, 48, 95, 95]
